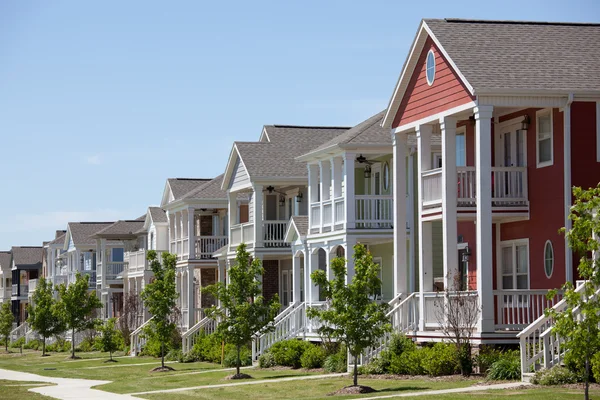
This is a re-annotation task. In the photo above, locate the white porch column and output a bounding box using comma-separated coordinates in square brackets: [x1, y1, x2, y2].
[319, 160, 330, 232]
[417, 124, 433, 331]
[100, 239, 107, 290]
[343, 152, 356, 229]
[474, 105, 495, 333]
[292, 252, 302, 304]
[564, 96, 574, 284]
[308, 164, 319, 232]
[332, 157, 343, 227]
[393, 133, 408, 296]
[188, 207, 196, 259]
[309, 250, 320, 303]
[252, 185, 263, 247]
[187, 265, 195, 327]
[441, 116, 459, 290]
[345, 237, 357, 284]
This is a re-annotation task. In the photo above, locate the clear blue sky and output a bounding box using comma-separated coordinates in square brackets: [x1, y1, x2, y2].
[0, 0, 598, 250]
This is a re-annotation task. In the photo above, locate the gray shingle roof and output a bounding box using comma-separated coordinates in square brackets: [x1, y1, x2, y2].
[235, 126, 348, 178]
[181, 175, 228, 200]
[48, 232, 67, 246]
[148, 207, 168, 223]
[93, 220, 145, 238]
[0, 251, 11, 271]
[11, 246, 43, 267]
[68, 222, 114, 247]
[425, 19, 600, 92]
[290, 216, 308, 237]
[168, 178, 212, 200]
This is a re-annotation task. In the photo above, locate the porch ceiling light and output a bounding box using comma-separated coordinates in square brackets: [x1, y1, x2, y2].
[521, 115, 531, 131]
[356, 154, 375, 179]
[266, 185, 275, 193]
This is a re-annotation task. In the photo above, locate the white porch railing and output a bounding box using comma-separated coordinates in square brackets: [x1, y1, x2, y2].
[264, 222, 289, 248]
[28, 279, 38, 295]
[125, 250, 150, 273]
[194, 236, 228, 259]
[252, 302, 306, 361]
[230, 222, 254, 247]
[52, 275, 67, 288]
[355, 195, 393, 229]
[104, 262, 126, 280]
[10, 322, 28, 342]
[422, 166, 529, 209]
[182, 315, 219, 354]
[322, 200, 333, 229]
[130, 317, 154, 357]
[1, 287, 11, 299]
[334, 197, 345, 226]
[310, 203, 320, 231]
[518, 283, 593, 378]
[495, 289, 563, 330]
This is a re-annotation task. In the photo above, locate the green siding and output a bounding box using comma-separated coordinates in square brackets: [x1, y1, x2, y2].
[368, 242, 394, 300]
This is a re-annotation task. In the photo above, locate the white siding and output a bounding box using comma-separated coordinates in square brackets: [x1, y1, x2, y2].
[229, 157, 251, 191]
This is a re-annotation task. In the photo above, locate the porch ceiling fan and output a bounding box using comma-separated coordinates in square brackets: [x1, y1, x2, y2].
[356, 154, 375, 179]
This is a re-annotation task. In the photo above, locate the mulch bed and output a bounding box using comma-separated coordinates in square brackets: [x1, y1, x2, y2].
[225, 373, 253, 380]
[150, 366, 176, 372]
[328, 385, 377, 396]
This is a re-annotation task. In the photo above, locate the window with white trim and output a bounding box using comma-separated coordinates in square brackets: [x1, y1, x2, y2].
[426, 50, 436, 86]
[500, 240, 529, 290]
[544, 240, 554, 278]
[456, 128, 466, 167]
[536, 109, 553, 167]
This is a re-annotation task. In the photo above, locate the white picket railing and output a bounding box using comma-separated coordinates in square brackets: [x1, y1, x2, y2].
[263, 222, 289, 248]
[422, 168, 443, 206]
[182, 315, 219, 354]
[518, 283, 594, 378]
[194, 236, 228, 259]
[252, 302, 306, 361]
[333, 197, 345, 227]
[495, 289, 563, 330]
[130, 317, 154, 356]
[230, 222, 254, 247]
[355, 195, 393, 229]
[310, 203, 321, 231]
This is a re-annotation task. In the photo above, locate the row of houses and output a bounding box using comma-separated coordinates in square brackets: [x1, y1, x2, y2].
[1, 19, 599, 362]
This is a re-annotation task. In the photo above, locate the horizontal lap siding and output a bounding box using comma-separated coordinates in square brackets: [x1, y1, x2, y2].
[392, 37, 474, 129]
[229, 157, 250, 191]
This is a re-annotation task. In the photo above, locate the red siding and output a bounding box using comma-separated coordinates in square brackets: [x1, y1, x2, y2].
[392, 38, 474, 128]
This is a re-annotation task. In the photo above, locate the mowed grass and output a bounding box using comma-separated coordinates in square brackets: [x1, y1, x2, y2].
[0, 350, 321, 394]
[399, 387, 600, 399]
[139, 376, 479, 400]
[0, 380, 54, 400]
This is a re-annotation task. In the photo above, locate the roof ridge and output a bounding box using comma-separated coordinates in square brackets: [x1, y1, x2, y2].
[443, 18, 600, 27]
[170, 178, 211, 181]
[344, 111, 386, 144]
[12, 246, 42, 248]
[71, 221, 114, 224]
[269, 125, 350, 129]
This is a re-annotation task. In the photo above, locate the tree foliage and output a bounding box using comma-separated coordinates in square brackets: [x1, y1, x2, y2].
[97, 318, 121, 361]
[549, 184, 600, 400]
[27, 277, 65, 356]
[140, 250, 178, 370]
[0, 302, 13, 352]
[56, 272, 102, 359]
[203, 243, 280, 376]
[307, 244, 391, 387]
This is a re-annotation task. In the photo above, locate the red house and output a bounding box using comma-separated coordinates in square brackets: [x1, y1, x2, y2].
[383, 19, 600, 343]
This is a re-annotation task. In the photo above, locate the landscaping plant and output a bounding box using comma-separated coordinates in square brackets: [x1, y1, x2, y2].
[97, 318, 122, 362]
[141, 250, 178, 371]
[0, 302, 13, 352]
[27, 277, 65, 356]
[486, 350, 521, 381]
[307, 244, 390, 389]
[203, 243, 280, 378]
[56, 272, 101, 359]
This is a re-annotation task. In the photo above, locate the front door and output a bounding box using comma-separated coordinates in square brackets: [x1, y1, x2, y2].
[458, 248, 469, 290]
[281, 270, 292, 307]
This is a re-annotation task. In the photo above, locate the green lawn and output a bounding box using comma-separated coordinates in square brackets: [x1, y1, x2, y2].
[400, 387, 600, 399]
[0, 380, 54, 400]
[138, 376, 479, 400]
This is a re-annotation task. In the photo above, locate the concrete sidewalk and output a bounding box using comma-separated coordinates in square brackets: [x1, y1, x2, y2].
[0, 368, 140, 399]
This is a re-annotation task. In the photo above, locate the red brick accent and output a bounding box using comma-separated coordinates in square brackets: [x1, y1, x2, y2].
[262, 260, 279, 301]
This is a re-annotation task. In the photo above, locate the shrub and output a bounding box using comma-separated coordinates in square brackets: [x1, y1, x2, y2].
[191, 333, 223, 364]
[531, 366, 581, 385]
[593, 352, 600, 382]
[388, 334, 416, 355]
[223, 345, 252, 368]
[141, 329, 181, 358]
[388, 347, 426, 375]
[421, 343, 458, 376]
[270, 339, 313, 368]
[323, 344, 347, 373]
[76, 337, 95, 353]
[487, 350, 521, 381]
[23, 339, 41, 350]
[476, 346, 503, 374]
[358, 357, 387, 375]
[300, 345, 326, 369]
[166, 349, 183, 362]
[258, 352, 276, 368]
[10, 337, 25, 348]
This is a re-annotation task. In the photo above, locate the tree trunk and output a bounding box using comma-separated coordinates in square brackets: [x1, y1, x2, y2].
[161, 342, 165, 369]
[585, 356, 590, 400]
[71, 328, 75, 359]
[42, 337, 46, 356]
[110, 350, 113, 361]
[236, 344, 241, 376]
[5, 336, 7, 352]
[353, 354, 358, 387]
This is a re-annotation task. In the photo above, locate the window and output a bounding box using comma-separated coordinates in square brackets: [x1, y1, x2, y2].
[544, 240, 554, 278]
[456, 130, 466, 167]
[383, 162, 390, 191]
[150, 232, 154, 250]
[426, 50, 436, 85]
[501, 240, 529, 290]
[111, 248, 124, 262]
[536, 110, 553, 167]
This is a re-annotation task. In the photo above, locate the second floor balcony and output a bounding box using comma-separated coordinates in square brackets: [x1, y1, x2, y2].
[230, 221, 289, 249]
[310, 195, 397, 233]
[11, 284, 28, 297]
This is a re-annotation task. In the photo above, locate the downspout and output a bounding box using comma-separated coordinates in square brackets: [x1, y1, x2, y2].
[564, 93, 574, 284]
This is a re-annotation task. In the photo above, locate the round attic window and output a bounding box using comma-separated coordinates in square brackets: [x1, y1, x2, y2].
[426, 50, 436, 86]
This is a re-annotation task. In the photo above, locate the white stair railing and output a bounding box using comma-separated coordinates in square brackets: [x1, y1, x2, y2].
[252, 302, 306, 361]
[130, 317, 154, 356]
[181, 315, 219, 354]
[518, 282, 595, 379]
[10, 322, 28, 343]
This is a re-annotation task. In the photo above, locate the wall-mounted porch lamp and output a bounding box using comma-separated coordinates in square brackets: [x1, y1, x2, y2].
[461, 246, 472, 263]
[279, 195, 286, 207]
[296, 192, 303, 202]
[521, 115, 531, 131]
[356, 154, 374, 179]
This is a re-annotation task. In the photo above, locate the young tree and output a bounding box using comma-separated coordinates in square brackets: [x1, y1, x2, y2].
[140, 250, 178, 371]
[56, 272, 102, 359]
[203, 243, 280, 378]
[307, 244, 391, 388]
[0, 302, 14, 352]
[27, 277, 65, 356]
[97, 318, 121, 362]
[549, 184, 600, 400]
[118, 290, 143, 347]
[434, 272, 480, 375]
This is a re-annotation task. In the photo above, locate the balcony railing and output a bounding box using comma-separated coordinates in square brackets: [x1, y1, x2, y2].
[28, 279, 38, 295]
[421, 166, 528, 210]
[355, 195, 393, 229]
[230, 222, 254, 247]
[264, 221, 289, 248]
[103, 262, 125, 281]
[1, 287, 11, 299]
[194, 236, 228, 259]
[52, 275, 67, 288]
[11, 284, 28, 297]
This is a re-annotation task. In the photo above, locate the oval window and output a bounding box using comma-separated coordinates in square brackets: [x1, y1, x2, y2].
[383, 162, 390, 191]
[426, 50, 436, 86]
[544, 241, 554, 278]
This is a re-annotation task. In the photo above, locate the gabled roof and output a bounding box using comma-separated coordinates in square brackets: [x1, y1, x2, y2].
[92, 220, 145, 239]
[47, 231, 67, 246]
[384, 18, 600, 128]
[168, 178, 211, 200]
[66, 222, 114, 248]
[284, 216, 308, 243]
[11, 246, 43, 267]
[148, 207, 168, 224]
[181, 174, 228, 200]
[0, 251, 11, 271]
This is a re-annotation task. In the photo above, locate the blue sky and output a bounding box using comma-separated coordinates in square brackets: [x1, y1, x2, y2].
[0, 0, 598, 249]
